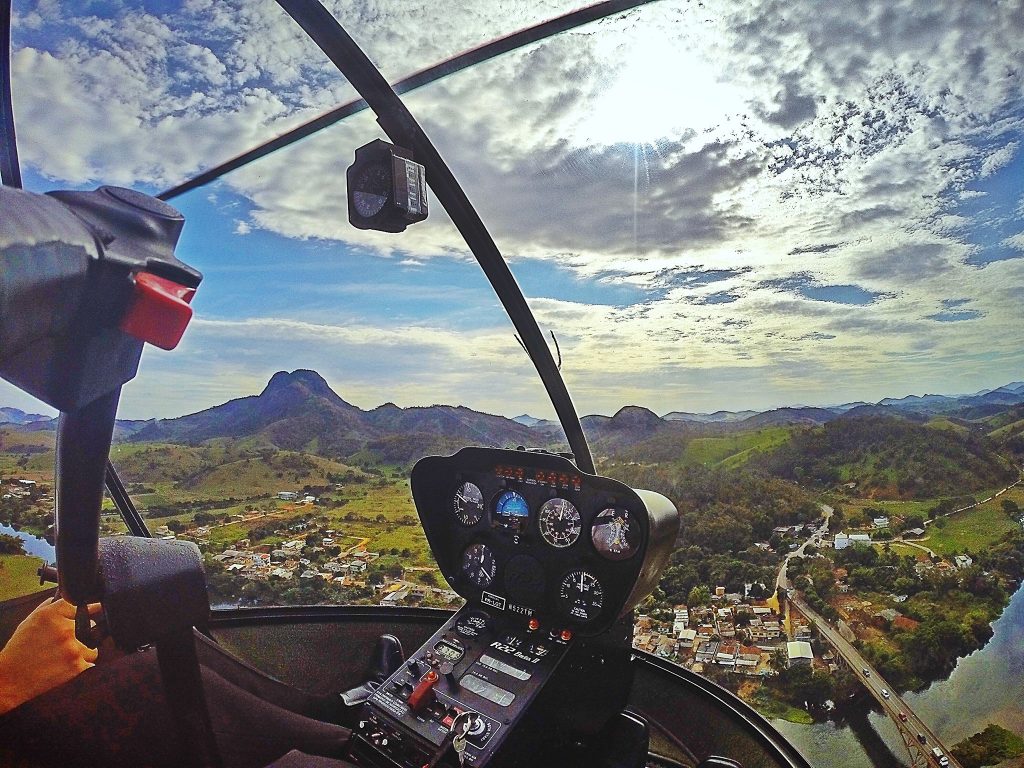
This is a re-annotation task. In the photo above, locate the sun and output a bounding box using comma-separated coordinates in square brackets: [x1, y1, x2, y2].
[569, 29, 747, 148]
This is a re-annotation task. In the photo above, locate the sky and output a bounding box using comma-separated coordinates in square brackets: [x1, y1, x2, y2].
[2, 0, 1023, 421]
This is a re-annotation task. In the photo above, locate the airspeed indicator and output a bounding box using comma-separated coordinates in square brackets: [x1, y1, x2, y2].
[453, 482, 484, 526]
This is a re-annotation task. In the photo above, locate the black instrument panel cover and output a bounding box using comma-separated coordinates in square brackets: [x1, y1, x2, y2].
[411, 447, 678, 637]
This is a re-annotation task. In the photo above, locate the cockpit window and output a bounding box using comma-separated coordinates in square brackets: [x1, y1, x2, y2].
[2, 4, 1023, 765]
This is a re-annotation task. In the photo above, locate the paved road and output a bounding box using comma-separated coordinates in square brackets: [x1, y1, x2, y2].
[775, 505, 960, 767]
[789, 592, 959, 768]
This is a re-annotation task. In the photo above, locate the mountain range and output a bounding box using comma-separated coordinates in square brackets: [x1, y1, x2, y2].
[4, 371, 1024, 467]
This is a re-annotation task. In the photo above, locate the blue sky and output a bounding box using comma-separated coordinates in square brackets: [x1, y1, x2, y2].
[2, 1, 1023, 420]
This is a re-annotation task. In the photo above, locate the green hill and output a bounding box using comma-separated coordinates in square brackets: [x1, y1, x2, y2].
[753, 415, 1016, 499]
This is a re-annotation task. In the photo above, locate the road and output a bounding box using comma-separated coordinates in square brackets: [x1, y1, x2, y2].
[788, 592, 960, 768]
[775, 504, 959, 767]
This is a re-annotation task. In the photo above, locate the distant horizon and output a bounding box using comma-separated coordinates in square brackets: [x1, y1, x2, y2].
[2, 369, 1020, 425]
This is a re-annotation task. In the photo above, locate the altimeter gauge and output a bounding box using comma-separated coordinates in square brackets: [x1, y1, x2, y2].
[538, 498, 582, 548]
[453, 482, 484, 526]
[557, 569, 604, 622]
[461, 543, 497, 588]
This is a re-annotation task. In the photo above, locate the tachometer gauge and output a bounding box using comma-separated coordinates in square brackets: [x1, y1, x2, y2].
[493, 490, 530, 532]
[538, 498, 582, 548]
[453, 482, 484, 526]
[461, 543, 497, 588]
[591, 507, 641, 561]
[557, 570, 604, 622]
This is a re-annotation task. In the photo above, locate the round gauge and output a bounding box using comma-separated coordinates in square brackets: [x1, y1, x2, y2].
[453, 482, 484, 526]
[557, 570, 604, 622]
[454, 609, 493, 638]
[591, 507, 641, 561]
[461, 543, 497, 588]
[352, 164, 390, 218]
[493, 490, 530, 531]
[538, 498, 582, 548]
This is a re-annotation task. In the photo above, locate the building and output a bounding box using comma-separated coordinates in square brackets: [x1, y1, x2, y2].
[953, 555, 974, 569]
[677, 628, 698, 649]
[786, 641, 813, 668]
[872, 516, 890, 528]
[277, 491, 299, 501]
[833, 532, 872, 550]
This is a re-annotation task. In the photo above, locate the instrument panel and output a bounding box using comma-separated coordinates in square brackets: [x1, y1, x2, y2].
[411, 447, 678, 636]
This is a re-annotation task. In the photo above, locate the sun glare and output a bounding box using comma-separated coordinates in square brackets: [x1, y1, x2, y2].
[571, 34, 747, 148]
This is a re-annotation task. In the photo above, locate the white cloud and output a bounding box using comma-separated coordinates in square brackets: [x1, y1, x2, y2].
[8, 1, 1024, 415]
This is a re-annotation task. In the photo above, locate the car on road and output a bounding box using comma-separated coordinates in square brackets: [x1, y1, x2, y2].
[932, 747, 949, 766]
[899, 712, 908, 722]
[862, 668, 871, 677]
[881, 689, 890, 699]
[917, 734, 927, 744]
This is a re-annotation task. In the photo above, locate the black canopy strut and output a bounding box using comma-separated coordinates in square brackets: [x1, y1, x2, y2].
[275, 0, 597, 474]
[159, 0, 652, 202]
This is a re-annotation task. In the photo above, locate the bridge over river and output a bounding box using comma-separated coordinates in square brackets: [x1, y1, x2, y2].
[774, 505, 960, 768]
[786, 593, 960, 768]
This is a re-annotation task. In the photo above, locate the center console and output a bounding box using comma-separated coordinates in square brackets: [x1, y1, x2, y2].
[346, 447, 678, 768]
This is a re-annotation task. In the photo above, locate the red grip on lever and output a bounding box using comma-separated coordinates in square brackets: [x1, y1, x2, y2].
[407, 669, 438, 712]
[120, 272, 196, 350]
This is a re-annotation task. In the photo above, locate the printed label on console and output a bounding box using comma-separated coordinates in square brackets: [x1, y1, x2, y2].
[480, 591, 506, 610]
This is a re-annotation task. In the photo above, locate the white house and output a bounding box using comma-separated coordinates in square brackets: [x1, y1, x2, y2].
[786, 641, 813, 668]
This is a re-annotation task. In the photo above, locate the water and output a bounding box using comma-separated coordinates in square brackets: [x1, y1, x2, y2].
[775, 583, 1024, 766]
[0, 523, 55, 562]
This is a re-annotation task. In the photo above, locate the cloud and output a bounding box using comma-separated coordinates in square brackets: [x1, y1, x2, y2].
[7, 0, 1024, 415]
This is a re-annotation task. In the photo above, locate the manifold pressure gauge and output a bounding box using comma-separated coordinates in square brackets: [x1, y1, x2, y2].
[346, 139, 428, 233]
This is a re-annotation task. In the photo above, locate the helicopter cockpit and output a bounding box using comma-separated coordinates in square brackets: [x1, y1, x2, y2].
[0, 2, 818, 767]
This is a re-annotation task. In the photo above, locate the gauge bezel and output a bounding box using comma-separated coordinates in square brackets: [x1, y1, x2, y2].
[453, 481, 485, 526]
[461, 542, 498, 588]
[556, 568, 604, 623]
[537, 497, 582, 549]
[491, 489, 530, 532]
[590, 506, 642, 561]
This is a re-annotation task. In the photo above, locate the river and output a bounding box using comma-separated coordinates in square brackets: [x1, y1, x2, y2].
[0, 523, 55, 561]
[774, 582, 1024, 766]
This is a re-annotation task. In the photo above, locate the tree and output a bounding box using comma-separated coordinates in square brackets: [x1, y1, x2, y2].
[687, 585, 710, 607]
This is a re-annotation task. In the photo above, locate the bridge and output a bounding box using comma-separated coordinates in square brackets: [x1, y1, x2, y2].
[786, 592, 960, 768]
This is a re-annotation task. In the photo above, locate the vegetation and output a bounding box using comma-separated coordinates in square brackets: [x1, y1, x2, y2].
[0, 533, 26, 555]
[951, 724, 1024, 768]
[0, 555, 46, 601]
[752, 415, 1016, 499]
[606, 461, 819, 605]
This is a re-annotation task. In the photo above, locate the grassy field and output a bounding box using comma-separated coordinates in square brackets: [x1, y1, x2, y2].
[746, 686, 814, 724]
[0, 554, 46, 601]
[680, 427, 791, 469]
[925, 487, 1023, 556]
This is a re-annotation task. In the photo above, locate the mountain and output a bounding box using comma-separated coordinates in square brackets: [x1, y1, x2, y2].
[0, 407, 50, 425]
[750, 414, 1017, 499]
[663, 410, 758, 423]
[739, 407, 837, 428]
[130, 370, 541, 463]
[512, 414, 543, 427]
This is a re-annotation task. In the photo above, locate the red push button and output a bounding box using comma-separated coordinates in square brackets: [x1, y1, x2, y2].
[528, 618, 540, 631]
[560, 629, 573, 642]
[120, 272, 196, 350]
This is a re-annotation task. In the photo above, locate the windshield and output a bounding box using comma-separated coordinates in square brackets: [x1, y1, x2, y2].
[2, 3, 1023, 767]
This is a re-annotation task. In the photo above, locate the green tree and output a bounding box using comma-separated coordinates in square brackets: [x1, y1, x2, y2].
[687, 585, 710, 607]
